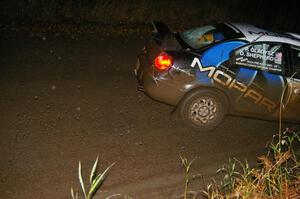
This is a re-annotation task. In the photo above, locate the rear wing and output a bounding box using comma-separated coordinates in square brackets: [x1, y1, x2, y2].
[151, 21, 181, 50]
[152, 20, 172, 38]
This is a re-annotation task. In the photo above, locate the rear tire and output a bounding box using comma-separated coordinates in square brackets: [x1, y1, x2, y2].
[179, 89, 228, 131]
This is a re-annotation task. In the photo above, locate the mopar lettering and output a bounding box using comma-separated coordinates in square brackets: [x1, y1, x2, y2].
[191, 57, 277, 112]
[191, 57, 216, 77]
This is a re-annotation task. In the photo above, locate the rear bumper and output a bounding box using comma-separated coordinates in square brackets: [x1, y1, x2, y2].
[134, 55, 183, 106]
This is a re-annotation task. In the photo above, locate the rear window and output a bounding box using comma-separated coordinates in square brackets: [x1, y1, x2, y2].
[179, 24, 241, 49]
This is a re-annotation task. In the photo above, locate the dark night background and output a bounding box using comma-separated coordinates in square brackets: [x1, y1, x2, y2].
[0, 1, 299, 199]
[0, 0, 299, 33]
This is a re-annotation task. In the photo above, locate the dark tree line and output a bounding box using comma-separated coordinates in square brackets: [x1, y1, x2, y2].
[0, 0, 299, 32]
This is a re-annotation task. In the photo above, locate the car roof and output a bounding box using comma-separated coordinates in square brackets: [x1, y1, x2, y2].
[225, 23, 300, 47]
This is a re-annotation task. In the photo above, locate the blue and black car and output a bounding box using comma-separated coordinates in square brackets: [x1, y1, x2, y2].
[135, 21, 300, 131]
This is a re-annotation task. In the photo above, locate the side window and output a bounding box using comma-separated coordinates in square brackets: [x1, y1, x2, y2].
[232, 42, 284, 73]
[290, 46, 300, 79]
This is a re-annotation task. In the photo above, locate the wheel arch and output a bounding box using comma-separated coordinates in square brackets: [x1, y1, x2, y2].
[177, 86, 232, 114]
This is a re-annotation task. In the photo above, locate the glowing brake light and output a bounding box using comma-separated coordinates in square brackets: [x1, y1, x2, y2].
[154, 53, 173, 71]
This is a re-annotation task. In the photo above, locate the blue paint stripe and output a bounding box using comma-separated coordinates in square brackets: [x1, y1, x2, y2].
[201, 41, 246, 67]
[196, 41, 246, 84]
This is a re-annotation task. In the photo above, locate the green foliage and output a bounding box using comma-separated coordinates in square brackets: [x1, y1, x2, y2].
[217, 158, 240, 194]
[202, 128, 300, 199]
[180, 156, 197, 199]
[69, 129, 299, 199]
[71, 156, 116, 199]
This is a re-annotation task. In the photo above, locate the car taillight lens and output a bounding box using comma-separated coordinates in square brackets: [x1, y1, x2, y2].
[154, 53, 173, 71]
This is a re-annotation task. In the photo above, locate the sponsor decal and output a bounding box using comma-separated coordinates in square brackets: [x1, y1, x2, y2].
[247, 30, 300, 43]
[248, 31, 287, 38]
[234, 44, 283, 72]
[191, 57, 277, 112]
[274, 52, 282, 65]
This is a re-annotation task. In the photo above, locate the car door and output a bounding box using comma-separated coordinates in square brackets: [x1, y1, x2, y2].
[229, 42, 287, 118]
[280, 45, 300, 122]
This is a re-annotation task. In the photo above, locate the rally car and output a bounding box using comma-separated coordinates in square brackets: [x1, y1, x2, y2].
[134, 21, 300, 131]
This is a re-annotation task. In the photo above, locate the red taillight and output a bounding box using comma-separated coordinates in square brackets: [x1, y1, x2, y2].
[154, 53, 173, 71]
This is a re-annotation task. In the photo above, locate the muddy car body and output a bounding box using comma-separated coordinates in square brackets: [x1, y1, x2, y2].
[135, 21, 300, 131]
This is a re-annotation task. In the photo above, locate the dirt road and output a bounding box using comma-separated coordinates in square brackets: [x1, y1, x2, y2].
[0, 34, 281, 198]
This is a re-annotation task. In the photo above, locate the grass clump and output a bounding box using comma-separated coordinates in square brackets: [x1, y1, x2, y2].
[202, 128, 300, 199]
[70, 129, 299, 199]
[71, 156, 117, 199]
[180, 156, 197, 199]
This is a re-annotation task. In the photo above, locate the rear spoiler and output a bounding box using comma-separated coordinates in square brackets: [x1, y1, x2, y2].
[152, 20, 172, 38]
[151, 20, 181, 50]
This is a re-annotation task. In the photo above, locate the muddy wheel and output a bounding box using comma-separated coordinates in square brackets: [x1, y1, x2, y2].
[179, 89, 228, 131]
